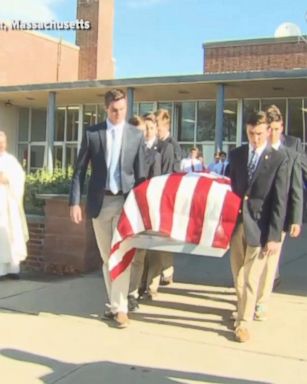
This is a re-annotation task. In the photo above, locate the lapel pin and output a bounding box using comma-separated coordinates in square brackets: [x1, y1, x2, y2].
[265, 155, 269, 160]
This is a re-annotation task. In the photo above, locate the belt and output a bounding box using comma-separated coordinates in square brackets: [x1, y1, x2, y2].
[104, 190, 123, 196]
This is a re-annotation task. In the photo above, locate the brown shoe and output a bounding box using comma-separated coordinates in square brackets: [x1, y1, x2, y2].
[234, 327, 250, 343]
[114, 312, 129, 329]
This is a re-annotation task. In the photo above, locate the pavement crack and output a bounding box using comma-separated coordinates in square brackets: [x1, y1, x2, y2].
[48, 363, 91, 383]
[0, 285, 49, 301]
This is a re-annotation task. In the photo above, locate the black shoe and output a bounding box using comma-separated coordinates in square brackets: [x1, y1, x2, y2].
[128, 296, 139, 312]
[138, 286, 146, 299]
[7, 273, 20, 280]
[101, 309, 115, 321]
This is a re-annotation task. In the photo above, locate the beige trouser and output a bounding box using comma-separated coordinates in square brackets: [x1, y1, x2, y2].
[129, 248, 147, 298]
[92, 195, 131, 314]
[146, 251, 174, 293]
[230, 223, 274, 328]
[257, 231, 286, 308]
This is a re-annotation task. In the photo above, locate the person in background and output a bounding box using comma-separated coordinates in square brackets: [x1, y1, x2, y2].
[69, 89, 145, 328]
[0, 131, 29, 279]
[128, 113, 162, 311]
[180, 147, 204, 172]
[228, 111, 288, 342]
[128, 115, 146, 132]
[213, 151, 229, 176]
[254, 105, 303, 320]
[207, 152, 220, 172]
[197, 151, 206, 171]
[145, 109, 182, 297]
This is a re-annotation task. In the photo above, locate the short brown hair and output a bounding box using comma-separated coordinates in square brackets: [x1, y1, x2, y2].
[154, 109, 170, 123]
[265, 105, 283, 124]
[246, 111, 267, 126]
[143, 112, 156, 124]
[104, 88, 126, 108]
[128, 115, 144, 127]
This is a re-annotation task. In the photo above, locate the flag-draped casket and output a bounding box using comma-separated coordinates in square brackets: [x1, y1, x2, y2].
[109, 172, 241, 280]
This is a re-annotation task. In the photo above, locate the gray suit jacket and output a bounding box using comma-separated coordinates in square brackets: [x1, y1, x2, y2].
[69, 121, 146, 218]
[279, 145, 303, 230]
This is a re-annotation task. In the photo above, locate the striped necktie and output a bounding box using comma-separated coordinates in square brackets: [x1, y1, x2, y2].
[247, 150, 258, 183]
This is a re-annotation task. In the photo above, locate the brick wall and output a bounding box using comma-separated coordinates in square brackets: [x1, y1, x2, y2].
[76, 0, 114, 80]
[22, 215, 45, 272]
[23, 206, 101, 275]
[0, 31, 79, 86]
[204, 37, 307, 73]
[76, 0, 99, 80]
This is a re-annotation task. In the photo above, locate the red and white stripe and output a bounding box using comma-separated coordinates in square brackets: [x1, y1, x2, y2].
[109, 172, 241, 280]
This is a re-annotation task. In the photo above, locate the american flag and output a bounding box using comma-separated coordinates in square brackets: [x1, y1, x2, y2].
[109, 172, 241, 280]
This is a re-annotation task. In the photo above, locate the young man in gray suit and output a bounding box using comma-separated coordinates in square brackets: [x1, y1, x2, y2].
[228, 111, 288, 342]
[255, 105, 303, 320]
[69, 89, 145, 328]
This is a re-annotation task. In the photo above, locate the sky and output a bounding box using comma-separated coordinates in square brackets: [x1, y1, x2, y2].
[0, 0, 306, 78]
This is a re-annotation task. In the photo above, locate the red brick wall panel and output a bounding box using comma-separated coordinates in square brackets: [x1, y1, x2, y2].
[204, 40, 307, 72]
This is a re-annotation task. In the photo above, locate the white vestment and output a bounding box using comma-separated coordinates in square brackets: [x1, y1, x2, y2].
[0, 152, 29, 276]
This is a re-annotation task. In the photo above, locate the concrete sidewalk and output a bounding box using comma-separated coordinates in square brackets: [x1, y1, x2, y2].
[0, 226, 307, 383]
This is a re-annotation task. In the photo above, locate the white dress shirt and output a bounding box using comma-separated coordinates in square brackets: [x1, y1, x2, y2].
[248, 142, 267, 169]
[180, 157, 203, 172]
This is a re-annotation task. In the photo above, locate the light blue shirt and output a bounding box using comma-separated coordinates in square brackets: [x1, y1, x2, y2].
[106, 119, 124, 193]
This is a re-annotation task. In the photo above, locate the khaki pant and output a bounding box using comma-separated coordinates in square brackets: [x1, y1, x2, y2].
[129, 248, 147, 298]
[92, 195, 131, 314]
[257, 232, 286, 308]
[146, 251, 174, 293]
[230, 223, 273, 328]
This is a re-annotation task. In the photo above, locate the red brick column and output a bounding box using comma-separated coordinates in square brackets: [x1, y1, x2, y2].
[23, 215, 45, 271]
[42, 197, 101, 274]
[23, 197, 101, 275]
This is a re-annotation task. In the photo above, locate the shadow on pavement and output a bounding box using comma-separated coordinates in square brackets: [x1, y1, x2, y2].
[1, 348, 271, 384]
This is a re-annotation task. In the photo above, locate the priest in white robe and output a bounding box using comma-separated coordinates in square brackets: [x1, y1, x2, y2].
[0, 131, 29, 278]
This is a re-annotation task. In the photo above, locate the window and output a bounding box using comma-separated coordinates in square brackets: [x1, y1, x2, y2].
[197, 101, 216, 141]
[261, 99, 286, 120]
[67, 107, 78, 141]
[31, 108, 46, 141]
[18, 108, 29, 141]
[83, 105, 97, 128]
[66, 145, 78, 168]
[54, 106, 80, 168]
[223, 101, 237, 142]
[18, 144, 28, 169]
[53, 146, 63, 169]
[18, 107, 46, 172]
[30, 145, 45, 170]
[177, 102, 195, 142]
[97, 104, 106, 123]
[55, 108, 65, 141]
[139, 102, 155, 116]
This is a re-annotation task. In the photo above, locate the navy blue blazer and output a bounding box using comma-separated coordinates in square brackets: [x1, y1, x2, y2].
[229, 144, 288, 247]
[69, 121, 146, 218]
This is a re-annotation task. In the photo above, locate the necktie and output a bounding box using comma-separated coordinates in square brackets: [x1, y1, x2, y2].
[221, 163, 225, 175]
[247, 150, 258, 183]
[191, 160, 195, 172]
